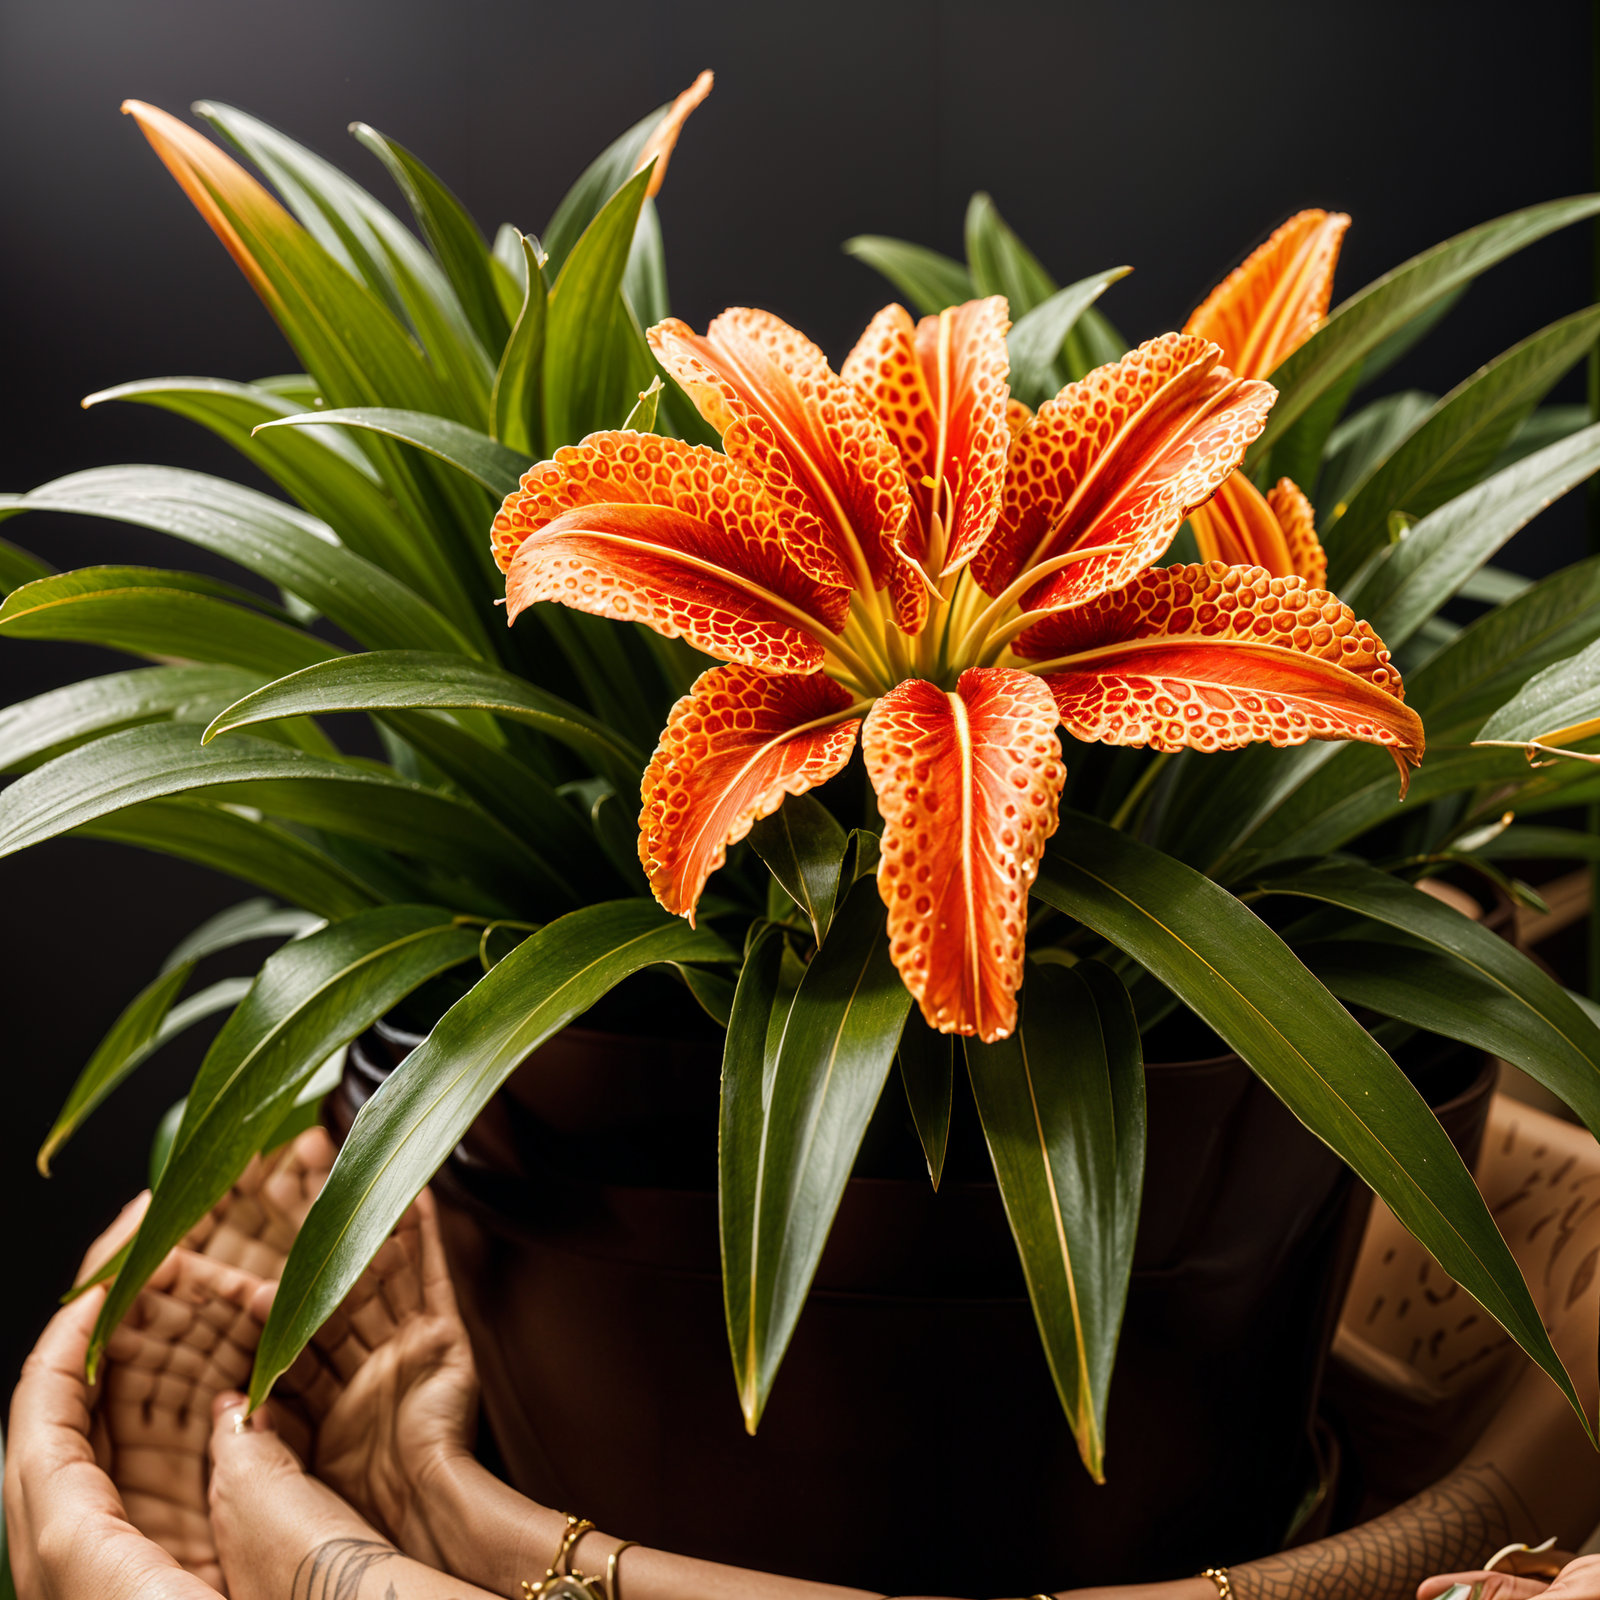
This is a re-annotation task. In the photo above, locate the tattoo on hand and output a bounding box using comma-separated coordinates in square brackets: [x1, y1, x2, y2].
[1231, 1462, 1533, 1600]
[292, 1537, 398, 1600]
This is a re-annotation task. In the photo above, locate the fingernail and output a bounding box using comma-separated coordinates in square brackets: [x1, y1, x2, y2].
[232, 1411, 248, 1434]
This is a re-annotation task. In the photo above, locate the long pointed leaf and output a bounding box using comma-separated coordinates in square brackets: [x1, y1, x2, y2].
[89, 905, 480, 1374]
[733, 878, 912, 1431]
[896, 1008, 954, 1188]
[841, 235, 975, 316]
[0, 723, 566, 909]
[0, 666, 264, 773]
[0, 567, 340, 677]
[490, 235, 548, 456]
[250, 900, 732, 1407]
[1254, 195, 1600, 455]
[544, 168, 654, 447]
[965, 958, 1143, 1480]
[348, 123, 510, 356]
[82, 378, 489, 651]
[255, 408, 528, 497]
[1033, 811, 1589, 1433]
[1348, 423, 1600, 653]
[746, 793, 847, 945]
[1325, 306, 1600, 585]
[1258, 860, 1600, 1136]
[78, 798, 381, 920]
[202, 652, 645, 788]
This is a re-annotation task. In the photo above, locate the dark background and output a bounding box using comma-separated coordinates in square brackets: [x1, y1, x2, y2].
[0, 0, 1592, 1388]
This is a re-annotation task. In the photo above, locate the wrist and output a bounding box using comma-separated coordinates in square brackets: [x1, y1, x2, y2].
[413, 1447, 570, 1594]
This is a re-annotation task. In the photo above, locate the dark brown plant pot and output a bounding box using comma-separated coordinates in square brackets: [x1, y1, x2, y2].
[328, 979, 1493, 1597]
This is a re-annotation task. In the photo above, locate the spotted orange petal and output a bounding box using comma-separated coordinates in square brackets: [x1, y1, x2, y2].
[496, 432, 850, 673]
[1184, 210, 1350, 380]
[1268, 477, 1327, 589]
[972, 335, 1274, 615]
[640, 665, 863, 921]
[1024, 562, 1423, 792]
[1188, 471, 1293, 575]
[841, 297, 1012, 580]
[633, 70, 713, 199]
[863, 668, 1064, 1042]
[648, 309, 913, 606]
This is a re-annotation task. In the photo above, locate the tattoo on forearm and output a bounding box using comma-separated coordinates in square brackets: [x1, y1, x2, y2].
[1231, 1462, 1535, 1600]
[292, 1537, 399, 1600]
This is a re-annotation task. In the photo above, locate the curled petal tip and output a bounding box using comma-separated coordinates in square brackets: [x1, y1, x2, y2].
[635, 69, 714, 199]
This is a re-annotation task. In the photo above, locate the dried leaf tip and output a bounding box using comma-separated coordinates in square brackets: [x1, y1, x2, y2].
[635, 69, 714, 199]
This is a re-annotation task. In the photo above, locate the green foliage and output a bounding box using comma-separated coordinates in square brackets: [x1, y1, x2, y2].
[10, 94, 1600, 1482]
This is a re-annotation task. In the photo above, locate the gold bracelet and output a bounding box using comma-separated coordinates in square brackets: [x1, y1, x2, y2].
[524, 1517, 637, 1600]
[1199, 1569, 1234, 1600]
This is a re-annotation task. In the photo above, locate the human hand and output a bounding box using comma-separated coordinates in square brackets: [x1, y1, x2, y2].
[183, 1128, 336, 1282]
[4, 1284, 224, 1600]
[1420, 1555, 1600, 1600]
[208, 1391, 503, 1600]
[275, 1188, 478, 1566]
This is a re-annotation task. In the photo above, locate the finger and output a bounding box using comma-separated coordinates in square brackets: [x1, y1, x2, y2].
[1419, 1576, 1551, 1600]
[414, 1188, 463, 1322]
[71, 1191, 152, 1286]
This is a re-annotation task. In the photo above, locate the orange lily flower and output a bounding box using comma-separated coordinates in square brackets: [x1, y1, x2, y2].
[491, 298, 1421, 1041]
[1183, 210, 1350, 588]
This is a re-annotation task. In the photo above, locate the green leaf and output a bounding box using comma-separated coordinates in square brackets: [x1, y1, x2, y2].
[544, 167, 654, 448]
[0, 723, 564, 910]
[1475, 637, 1600, 754]
[1007, 267, 1131, 409]
[0, 666, 265, 774]
[78, 798, 382, 920]
[965, 192, 1056, 314]
[250, 899, 732, 1407]
[1032, 811, 1589, 1432]
[81, 378, 489, 652]
[0, 465, 475, 658]
[624, 197, 671, 330]
[202, 652, 646, 789]
[896, 1006, 953, 1188]
[1063, 307, 1128, 378]
[490, 235, 547, 456]
[965, 958, 1143, 1481]
[1470, 823, 1600, 863]
[195, 101, 493, 421]
[541, 103, 666, 282]
[1257, 860, 1600, 1137]
[38, 891, 319, 1173]
[1492, 404, 1592, 474]
[1261, 365, 1361, 503]
[254, 408, 529, 498]
[1325, 307, 1600, 586]
[38, 964, 191, 1175]
[1254, 195, 1600, 457]
[1354, 284, 1469, 388]
[348, 123, 511, 356]
[0, 567, 340, 677]
[724, 877, 912, 1430]
[746, 793, 847, 945]
[622, 377, 663, 435]
[90, 905, 480, 1376]
[1315, 391, 1437, 523]
[0, 536, 51, 594]
[1348, 423, 1600, 653]
[841, 235, 976, 315]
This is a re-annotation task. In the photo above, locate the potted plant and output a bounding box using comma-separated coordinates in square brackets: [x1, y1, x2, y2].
[7, 80, 1600, 1592]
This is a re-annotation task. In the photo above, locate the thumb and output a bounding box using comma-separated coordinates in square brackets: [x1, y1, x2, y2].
[209, 1389, 300, 1480]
